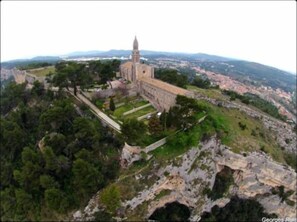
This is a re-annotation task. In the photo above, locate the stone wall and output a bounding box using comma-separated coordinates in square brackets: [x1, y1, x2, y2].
[135, 63, 154, 80]
[138, 80, 177, 111]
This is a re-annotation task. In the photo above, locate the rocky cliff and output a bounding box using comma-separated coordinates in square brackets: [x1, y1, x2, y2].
[73, 137, 296, 221]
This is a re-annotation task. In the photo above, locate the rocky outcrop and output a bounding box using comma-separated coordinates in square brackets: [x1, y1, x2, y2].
[123, 138, 296, 219]
[120, 143, 142, 168]
[73, 137, 296, 221]
[216, 148, 296, 192]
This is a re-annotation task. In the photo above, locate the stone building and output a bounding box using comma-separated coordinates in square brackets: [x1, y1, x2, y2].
[120, 36, 154, 82]
[120, 37, 193, 111]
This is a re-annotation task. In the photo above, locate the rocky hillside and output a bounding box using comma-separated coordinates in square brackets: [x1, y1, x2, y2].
[73, 137, 296, 221]
[72, 87, 296, 221]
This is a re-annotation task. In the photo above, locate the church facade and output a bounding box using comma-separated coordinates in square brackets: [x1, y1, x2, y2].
[119, 37, 193, 111]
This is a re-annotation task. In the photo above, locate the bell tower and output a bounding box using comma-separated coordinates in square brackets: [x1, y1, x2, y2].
[132, 36, 140, 63]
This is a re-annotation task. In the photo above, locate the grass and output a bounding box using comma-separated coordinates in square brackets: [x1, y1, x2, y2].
[198, 100, 285, 164]
[150, 140, 190, 161]
[187, 85, 229, 101]
[113, 99, 149, 118]
[27, 66, 55, 77]
[154, 189, 171, 200]
[187, 85, 286, 161]
[124, 105, 156, 119]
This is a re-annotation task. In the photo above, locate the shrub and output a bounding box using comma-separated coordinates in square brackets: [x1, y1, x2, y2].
[100, 184, 121, 214]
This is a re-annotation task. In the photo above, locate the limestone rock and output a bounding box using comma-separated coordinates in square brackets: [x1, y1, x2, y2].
[120, 142, 142, 168]
[74, 137, 296, 221]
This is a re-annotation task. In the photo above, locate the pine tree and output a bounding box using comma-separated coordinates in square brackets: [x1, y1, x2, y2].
[148, 115, 163, 136]
[109, 97, 115, 111]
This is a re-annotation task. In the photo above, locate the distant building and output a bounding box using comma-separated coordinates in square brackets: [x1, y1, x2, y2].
[119, 37, 193, 111]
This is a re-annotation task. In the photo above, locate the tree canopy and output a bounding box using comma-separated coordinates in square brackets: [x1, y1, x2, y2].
[155, 68, 188, 88]
[0, 82, 122, 221]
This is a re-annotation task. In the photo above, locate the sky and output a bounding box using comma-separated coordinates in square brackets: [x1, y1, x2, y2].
[1, 1, 296, 73]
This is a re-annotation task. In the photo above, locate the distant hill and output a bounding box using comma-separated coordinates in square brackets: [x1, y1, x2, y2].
[1, 50, 295, 93]
[65, 50, 105, 58]
[30, 56, 61, 61]
[1, 56, 61, 69]
[63, 50, 233, 61]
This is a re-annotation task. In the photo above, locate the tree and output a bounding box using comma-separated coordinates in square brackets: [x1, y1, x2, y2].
[43, 133, 67, 155]
[44, 188, 64, 212]
[192, 76, 211, 89]
[31, 81, 45, 97]
[0, 119, 27, 161]
[100, 63, 115, 84]
[155, 68, 188, 88]
[171, 95, 201, 129]
[88, 60, 102, 81]
[121, 118, 148, 145]
[0, 82, 27, 115]
[72, 158, 103, 196]
[160, 108, 174, 130]
[43, 147, 58, 171]
[52, 62, 92, 95]
[200, 196, 277, 222]
[100, 184, 121, 214]
[13, 147, 41, 193]
[39, 99, 75, 132]
[0, 187, 16, 221]
[15, 189, 34, 220]
[40, 175, 59, 189]
[148, 115, 163, 136]
[73, 117, 101, 148]
[109, 97, 115, 111]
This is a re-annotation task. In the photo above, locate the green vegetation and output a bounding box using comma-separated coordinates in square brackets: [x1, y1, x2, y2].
[1, 76, 15, 89]
[109, 97, 115, 111]
[47, 60, 120, 96]
[18, 62, 56, 70]
[187, 85, 228, 101]
[197, 100, 286, 164]
[207, 167, 234, 200]
[151, 98, 220, 161]
[124, 105, 155, 119]
[121, 118, 148, 146]
[271, 186, 295, 206]
[113, 98, 149, 119]
[88, 59, 120, 84]
[148, 114, 163, 137]
[100, 184, 121, 214]
[223, 90, 286, 121]
[191, 76, 211, 89]
[283, 151, 297, 172]
[200, 196, 277, 222]
[49, 61, 92, 95]
[154, 189, 171, 200]
[27, 66, 55, 77]
[0, 82, 28, 115]
[0, 82, 122, 221]
[155, 68, 188, 88]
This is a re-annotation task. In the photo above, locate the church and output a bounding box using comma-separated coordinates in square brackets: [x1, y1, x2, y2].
[119, 37, 193, 111]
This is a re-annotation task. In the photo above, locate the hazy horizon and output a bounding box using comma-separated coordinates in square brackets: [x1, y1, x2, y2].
[1, 1, 296, 73]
